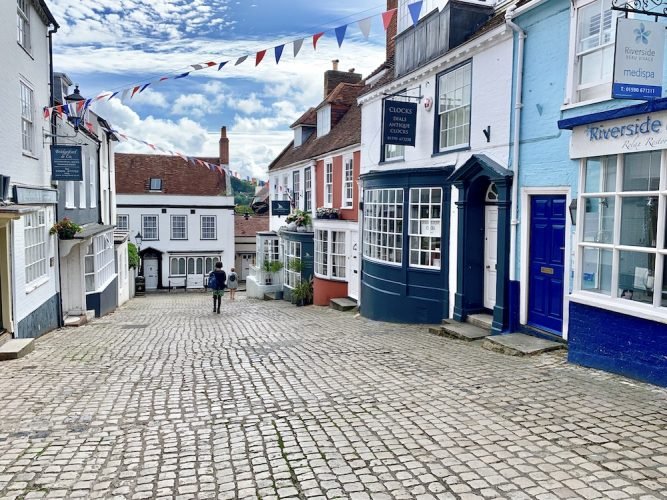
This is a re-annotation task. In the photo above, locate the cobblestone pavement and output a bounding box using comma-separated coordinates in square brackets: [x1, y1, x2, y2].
[0, 293, 666, 500]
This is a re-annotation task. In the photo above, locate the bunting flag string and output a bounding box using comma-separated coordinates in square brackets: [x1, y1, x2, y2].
[41, 6, 400, 117]
[408, 1, 423, 27]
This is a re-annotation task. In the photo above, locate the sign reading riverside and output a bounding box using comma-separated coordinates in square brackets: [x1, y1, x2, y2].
[383, 100, 417, 147]
[612, 18, 665, 100]
[570, 111, 667, 158]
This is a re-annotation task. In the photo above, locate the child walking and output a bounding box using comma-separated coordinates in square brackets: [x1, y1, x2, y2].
[209, 262, 226, 313]
[227, 267, 239, 300]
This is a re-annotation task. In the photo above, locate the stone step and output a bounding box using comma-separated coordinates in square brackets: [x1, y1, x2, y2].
[439, 321, 491, 341]
[0, 331, 11, 348]
[0, 339, 34, 361]
[482, 333, 566, 356]
[64, 315, 87, 327]
[467, 313, 493, 331]
[330, 298, 358, 312]
[263, 291, 283, 301]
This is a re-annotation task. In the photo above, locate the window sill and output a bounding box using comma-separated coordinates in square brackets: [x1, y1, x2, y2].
[25, 275, 49, 294]
[570, 292, 667, 325]
[379, 159, 405, 165]
[22, 152, 39, 160]
[18, 42, 34, 60]
[433, 145, 469, 157]
[560, 95, 615, 111]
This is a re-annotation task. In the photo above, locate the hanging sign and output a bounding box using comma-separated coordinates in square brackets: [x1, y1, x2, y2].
[51, 145, 83, 181]
[383, 100, 418, 146]
[612, 18, 665, 100]
[271, 200, 291, 216]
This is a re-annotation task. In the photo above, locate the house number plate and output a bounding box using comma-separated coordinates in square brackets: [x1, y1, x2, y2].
[541, 266, 554, 275]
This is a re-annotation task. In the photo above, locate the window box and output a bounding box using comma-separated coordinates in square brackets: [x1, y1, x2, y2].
[316, 207, 339, 219]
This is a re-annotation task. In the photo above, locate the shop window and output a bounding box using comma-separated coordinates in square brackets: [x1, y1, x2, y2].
[409, 187, 442, 269]
[363, 188, 404, 265]
[24, 210, 47, 285]
[577, 151, 665, 307]
[85, 231, 115, 292]
[315, 230, 346, 279]
[437, 61, 471, 151]
[283, 240, 302, 288]
[170, 257, 186, 276]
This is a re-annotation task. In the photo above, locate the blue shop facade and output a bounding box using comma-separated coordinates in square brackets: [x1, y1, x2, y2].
[559, 100, 667, 387]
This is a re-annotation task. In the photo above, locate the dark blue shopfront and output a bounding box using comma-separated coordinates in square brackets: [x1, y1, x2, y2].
[360, 167, 453, 324]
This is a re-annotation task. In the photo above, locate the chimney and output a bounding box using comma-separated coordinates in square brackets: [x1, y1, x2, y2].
[332, 59, 339, 71]
[386, 0, 398, 62]
[323, 62, 363, 98]
[219, 126, 229, 165]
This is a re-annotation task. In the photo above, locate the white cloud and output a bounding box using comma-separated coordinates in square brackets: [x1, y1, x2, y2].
[228, 93, 266, 114]
[131, 88, 168, 108]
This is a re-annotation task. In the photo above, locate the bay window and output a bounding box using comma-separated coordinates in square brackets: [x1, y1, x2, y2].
[284, 240, 301, 288]
[315, 230, 346, 279]
[24, 210, 47, 285]
[409, 188, 442, 269]
[437, 61, 471, 151]
[363, 188, 404, 265]
[85, 231, 115, 292]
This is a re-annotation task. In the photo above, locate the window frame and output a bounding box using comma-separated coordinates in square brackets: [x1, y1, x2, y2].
[85, 231, 115, 293]
[304, 167, 312, 212]
[362, 188, 404, 266]
[20, 80, 34, 155]
[141, 214, 159, 241]
[283, 240, 302, 289]
[149, 178, 163, 191]
[170, 214, 187, 240]
[293, 170, 301, 210]
[200, 215, 217, 240]
[343, 156, 354, 209]
[436, 60, 472, 153]
[17, 0, 31, 52]
[170, 257, 187, 276]
[315, 229, 347, 280]
[408, 187, 443, 270]
[325, 161, 333, 207]
[317, 105, 331, 137]
[116, 214, 129, 232]
[24, 210, 48, 286]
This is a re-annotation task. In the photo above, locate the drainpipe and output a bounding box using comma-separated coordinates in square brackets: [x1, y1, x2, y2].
[505, 6, 525, 283]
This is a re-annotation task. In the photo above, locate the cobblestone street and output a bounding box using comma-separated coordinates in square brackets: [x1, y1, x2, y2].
[0, 293, 666, 500]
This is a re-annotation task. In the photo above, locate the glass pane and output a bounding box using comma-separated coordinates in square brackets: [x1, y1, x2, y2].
[623, 151, 660, 191]
[620, 197, 658, 247]
[584, 156, 617, 193]
[618, 250, 655, 304]
[188, 258, 194, 274]
[581, 247, 612, 294]
[582, 197, 615, 243]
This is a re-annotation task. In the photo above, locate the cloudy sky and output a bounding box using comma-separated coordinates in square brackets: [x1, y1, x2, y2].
[47, 0, 389, 181]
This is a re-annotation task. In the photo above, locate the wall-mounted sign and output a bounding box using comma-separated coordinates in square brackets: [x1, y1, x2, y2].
[271, 200, 291, 216]
[13, 186, 57, 205]
[569, 109, 667, 158]
[612, 18, 665, 100]
[51, 145, 83, 181]
[383, 100, 417, 146]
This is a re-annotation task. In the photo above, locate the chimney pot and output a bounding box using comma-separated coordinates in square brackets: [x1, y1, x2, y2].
[332, 59, 339, 71]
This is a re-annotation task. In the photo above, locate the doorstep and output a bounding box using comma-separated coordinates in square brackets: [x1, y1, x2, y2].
[482, 333, 565, 356]
[0, 339, 34, 361]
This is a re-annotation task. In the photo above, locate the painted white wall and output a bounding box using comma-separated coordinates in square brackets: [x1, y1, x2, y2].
[269, 161, 314, 232]
[116, 241, 130, 306]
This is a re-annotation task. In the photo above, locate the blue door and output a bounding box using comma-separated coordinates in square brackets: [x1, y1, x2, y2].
[528, 195, 566, 334]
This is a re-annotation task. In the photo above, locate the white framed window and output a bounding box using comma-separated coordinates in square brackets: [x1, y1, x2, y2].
[293, 170, 301, 210]
[294, 127, 303, 147]
[573, 0, 620, 102]
[283, 240, 302, 288]
[576, 150, 667, 309]
[20, 80, 34, 154]
[85, 231, 115, 292]
[204, 256, 220, 274]
[79, 149, 87, 208]
[263, 239, 279, 265]
[409, 187, 442, 269]
[438, 61, 472, 151]
[201, 215, 216, 240]
[142, 215, 158, 240]
[363, 188, 404, 265]
[170, 257, 186, 276]
[304, 167, 312, 212]
[325, 161, 333, 207]
[65, 182, 75, 209]
[89, 154, 96, 208]
[384, 144, 405, 162]
[282, 175, 289, 201]
[317, 105, 331, 137]
[149, 178, 163, 191]
[24, 210, 48, 285]
[171, 215, 187, 240]
[315, 230, 346, 279]
[17, 0, 30, 51]
[343, 157, 354, 208]
[116, 214, 129, 231]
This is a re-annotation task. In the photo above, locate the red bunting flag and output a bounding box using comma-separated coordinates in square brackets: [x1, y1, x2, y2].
[43, 107, 50, 119]
[256, 50, 266, 66]
[131, 85, 141, 97]
[382, 8, 397, 30]
[76, 100, 86, 114]
[313, 32, 324, 49]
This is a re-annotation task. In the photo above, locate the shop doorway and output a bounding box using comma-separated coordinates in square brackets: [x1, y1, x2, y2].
[528, 195, 566, 334]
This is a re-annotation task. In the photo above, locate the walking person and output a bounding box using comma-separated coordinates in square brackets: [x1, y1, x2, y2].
[227, 267, 239, 300]
[208, 262, 226, 314]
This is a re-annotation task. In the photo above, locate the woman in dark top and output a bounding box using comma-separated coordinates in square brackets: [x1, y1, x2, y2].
[210, 262, 226, 314]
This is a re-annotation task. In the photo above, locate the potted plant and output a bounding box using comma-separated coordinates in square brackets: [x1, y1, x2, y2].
[316, 207, 339, 219]
[288, 258, 304, 273]
[291, 277, 313, 306]
[50, 217, 83, 239]
[262, 259, 284, 284]
[286, 210, 312, 230]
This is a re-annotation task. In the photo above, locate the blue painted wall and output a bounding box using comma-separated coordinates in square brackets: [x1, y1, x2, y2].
[569, 302, 667, 387]
[16, 293, 60, 339]
[86, 277, 118, 317]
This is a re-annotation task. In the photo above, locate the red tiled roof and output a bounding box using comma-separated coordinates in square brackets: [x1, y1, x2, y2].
[234, 215, 270, 236]
[291, 108, 317, 128]
[115, 153, 227, 196]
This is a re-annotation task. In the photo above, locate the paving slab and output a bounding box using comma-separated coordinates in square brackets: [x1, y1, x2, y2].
[0, 339, 34, 361]
[440, 321, 490, 341]
[466, 313, 493, 331]
[483, 333, 565, 356]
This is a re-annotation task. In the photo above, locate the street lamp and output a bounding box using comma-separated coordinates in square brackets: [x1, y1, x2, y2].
[64, 85, 86, 131]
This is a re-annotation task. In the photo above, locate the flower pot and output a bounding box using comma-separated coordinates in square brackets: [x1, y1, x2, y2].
[296, 225, 306, 232]
[58, 231, 77, 240]
[287, 222, 297, 231]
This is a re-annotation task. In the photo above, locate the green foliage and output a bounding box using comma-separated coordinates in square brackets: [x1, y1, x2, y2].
[291, 278, 314, 304]
[231, 177, 255, 206]
[285, 209, 312, 227]
[49, 217, 83, 238]
[128, 242, 139, 269]
[234, 205, 252, 215]
[263, 259, 284, 273]
[288, 258, 304, 273]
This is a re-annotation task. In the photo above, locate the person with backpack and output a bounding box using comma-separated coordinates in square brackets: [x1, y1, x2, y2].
[208, 262, 226, 313]
[227, 267, 239, 300]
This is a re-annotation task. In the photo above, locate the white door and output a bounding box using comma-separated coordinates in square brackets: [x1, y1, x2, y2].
[187, 257, 204, 288]
[484, 206, 498, 309]
[144, 257, 159, 289]
[241, 254, 253, 280]
[347, 230, 360, 301]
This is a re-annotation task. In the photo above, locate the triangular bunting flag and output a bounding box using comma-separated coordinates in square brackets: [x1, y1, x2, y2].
[139, 83, 150, 93]
[218, 61, 228, 71]
[256, 50, 266, 66]
[76, 100, 86, 113]
[382, 9, 397, 30]
[43, 107, 50, 119]
[293, 38, 304, 57]
[235, 55, 248, 66]
[408, 1, 423, 26]
[335, 25, 347, 47]
[275, 44, 285, 64]
[358, 17, 372, 39]
[313, 32, 324, 49]
[107, 91, 119, 101]
[175, 72, 190, 79]
[121, 89, 130, 101]
[131, 86, 141, 98]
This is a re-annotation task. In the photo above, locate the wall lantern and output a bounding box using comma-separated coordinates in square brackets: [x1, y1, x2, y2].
[569, 199, 577, 225]
[64, 85, 86, 131]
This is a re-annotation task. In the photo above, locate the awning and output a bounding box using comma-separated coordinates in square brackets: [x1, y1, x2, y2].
[558, 97, 667, 130]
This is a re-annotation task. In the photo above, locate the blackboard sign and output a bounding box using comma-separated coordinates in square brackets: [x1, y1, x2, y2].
[383, 100, 417, 147]
[271, 200, 291, 216]
[51, 145, 83, 181]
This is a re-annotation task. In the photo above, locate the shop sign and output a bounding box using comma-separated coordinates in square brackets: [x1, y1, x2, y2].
[570, 109, 667, 158]
[51, 145, 83, 181]
[421, 220, 440, 237]
[271, 200, 291, 216]
[612, 18, 665, 100]
[383, 100, 417, 146]
[13, 186, 57, 205]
